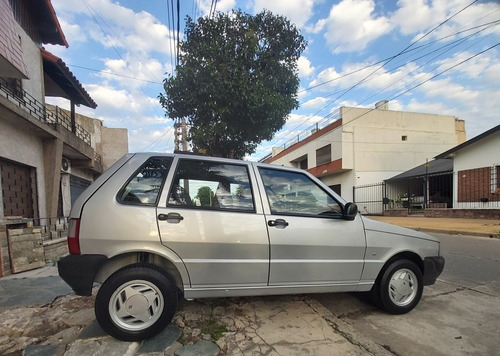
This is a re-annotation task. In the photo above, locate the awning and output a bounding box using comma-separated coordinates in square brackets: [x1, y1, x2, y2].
[386, 159, 453, 181]
[42, 49, 97, 109]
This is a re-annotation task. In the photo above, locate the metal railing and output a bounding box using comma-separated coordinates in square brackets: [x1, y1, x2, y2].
[0, 77, 95, 149]
[283, 109, 341, 150]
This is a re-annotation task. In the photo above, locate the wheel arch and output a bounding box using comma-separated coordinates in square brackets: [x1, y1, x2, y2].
[95, 252, 187, 294]
[376, 251, 424, 284]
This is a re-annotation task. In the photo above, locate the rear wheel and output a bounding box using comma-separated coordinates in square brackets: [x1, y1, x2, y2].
[372, 259, 423, 314]
[95, 265, 177, 341]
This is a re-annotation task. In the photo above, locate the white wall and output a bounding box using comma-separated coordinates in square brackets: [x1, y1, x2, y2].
[453, 132, 500, 172]
[17, 24, 44, 104]
[267, 105, 464, 201]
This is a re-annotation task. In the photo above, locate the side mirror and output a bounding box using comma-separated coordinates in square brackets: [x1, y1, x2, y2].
[343, 202, 358, 221]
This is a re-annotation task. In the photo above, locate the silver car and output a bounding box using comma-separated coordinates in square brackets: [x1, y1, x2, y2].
[58, 153, 444, 341]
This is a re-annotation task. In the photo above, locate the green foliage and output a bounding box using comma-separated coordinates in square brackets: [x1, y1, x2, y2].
[159, 9, 306, 158]
[195, 186, 215, 207]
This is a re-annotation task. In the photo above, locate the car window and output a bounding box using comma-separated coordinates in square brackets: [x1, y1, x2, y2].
[118, 157, 173, 205]
[259, 168, 342, 217]
[168, 159, 254, 211]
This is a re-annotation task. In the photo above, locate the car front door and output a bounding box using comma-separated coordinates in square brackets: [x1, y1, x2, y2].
[256, 166, 366, 288]
[157, 158, 269, 289]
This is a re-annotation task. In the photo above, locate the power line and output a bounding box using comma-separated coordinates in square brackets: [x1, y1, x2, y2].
[68, 64, 163, 84]
[271, 3, 496, 153]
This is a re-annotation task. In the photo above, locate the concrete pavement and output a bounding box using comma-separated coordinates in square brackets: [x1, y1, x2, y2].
[368, 215, 500, 238]
[0, 266, 391, 356]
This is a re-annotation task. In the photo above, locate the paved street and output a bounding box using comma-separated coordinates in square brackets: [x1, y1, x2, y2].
[314, 232, 500, 355]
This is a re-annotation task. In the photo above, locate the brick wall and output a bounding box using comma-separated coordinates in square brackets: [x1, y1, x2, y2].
[458, 166, 500, 203]
[425, 209, 500, 219]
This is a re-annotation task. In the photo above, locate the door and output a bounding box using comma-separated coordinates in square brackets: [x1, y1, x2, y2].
[157, 158, 269, 289]
[257, 167, 366, 286]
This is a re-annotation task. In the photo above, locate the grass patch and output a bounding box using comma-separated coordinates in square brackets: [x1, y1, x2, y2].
[201, 319, 227, 342]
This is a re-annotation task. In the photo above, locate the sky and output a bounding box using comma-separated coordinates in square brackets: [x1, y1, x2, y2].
[45, 0, 500, 161]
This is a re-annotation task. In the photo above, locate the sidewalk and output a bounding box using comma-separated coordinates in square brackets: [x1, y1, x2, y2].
[0, 266, 391, 356]
[367, 215, 500, 238]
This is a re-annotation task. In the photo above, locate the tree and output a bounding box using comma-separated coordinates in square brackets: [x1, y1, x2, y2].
[195, 186, 215, 207]
[159, 10, 306, 158]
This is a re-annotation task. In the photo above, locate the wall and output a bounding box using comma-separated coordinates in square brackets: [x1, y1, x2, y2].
[342, 107, 464, 177]
[451, 131, 500, 209]
[101, 126, 128, 171]
[16, 23, 43, 104]
[265, 105, 465, 202]
[0, 118, 47, 219]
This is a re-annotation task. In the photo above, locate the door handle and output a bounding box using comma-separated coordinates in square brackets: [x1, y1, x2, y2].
[158, 212, 184, 223]
[268, 219, 289, 228]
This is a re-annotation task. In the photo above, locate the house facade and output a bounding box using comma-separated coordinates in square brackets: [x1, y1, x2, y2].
[0, 0, 127, 275]
[435, 124, 500, 211]
[264, 102, 466, 206]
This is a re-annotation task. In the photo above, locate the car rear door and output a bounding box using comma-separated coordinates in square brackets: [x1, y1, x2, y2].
[157, 157, 270, 289]
[255, 164, 366, 288]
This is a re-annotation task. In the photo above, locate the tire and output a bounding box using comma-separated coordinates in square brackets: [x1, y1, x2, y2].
[95, 264, 178, 341]
[372, 259, 423, 314]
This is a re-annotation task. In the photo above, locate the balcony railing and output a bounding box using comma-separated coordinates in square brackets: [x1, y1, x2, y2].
[283, 109, 341, 150]
[0, 77, 101, 164]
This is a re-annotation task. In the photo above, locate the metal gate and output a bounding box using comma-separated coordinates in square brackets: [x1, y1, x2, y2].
[353, 182, 385, 215]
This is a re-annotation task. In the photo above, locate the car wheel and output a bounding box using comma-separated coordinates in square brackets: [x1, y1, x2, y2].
[95, 264, 178, 341]
[374, 259, 423, 314]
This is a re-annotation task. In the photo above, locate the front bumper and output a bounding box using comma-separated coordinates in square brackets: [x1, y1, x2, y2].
[423, 256, 445, 285]
[58, 254, 108, 296]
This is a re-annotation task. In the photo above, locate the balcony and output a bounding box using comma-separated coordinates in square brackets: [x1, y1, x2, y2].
[0, 77, 102, 173]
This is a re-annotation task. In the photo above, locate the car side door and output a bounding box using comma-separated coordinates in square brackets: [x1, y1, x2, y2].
[256, 165, 366, 288]
[156, 157, 270, 289]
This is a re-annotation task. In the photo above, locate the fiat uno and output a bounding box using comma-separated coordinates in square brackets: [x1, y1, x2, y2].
[58, 153, 444, 341]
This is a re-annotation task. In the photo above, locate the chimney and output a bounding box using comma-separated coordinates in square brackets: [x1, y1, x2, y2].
[375, 100, 389, 110]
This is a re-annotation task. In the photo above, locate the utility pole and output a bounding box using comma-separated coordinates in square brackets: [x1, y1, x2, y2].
[174, 118, 188, 152]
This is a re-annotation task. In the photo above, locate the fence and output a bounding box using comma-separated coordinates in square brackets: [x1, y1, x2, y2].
[354, 167, 499, 215]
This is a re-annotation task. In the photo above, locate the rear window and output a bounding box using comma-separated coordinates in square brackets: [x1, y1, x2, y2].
[117, 157, 173, 206]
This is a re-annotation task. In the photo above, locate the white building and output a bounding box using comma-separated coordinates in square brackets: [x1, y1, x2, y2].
[436, 124, 500, 210]
[264, 102, 466, 203]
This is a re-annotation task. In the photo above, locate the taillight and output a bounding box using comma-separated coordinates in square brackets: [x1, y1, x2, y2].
[67, 218, 81, 255]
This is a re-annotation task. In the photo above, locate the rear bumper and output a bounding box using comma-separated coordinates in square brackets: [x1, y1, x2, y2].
[423, 256, 445, 285]
[58, 254, 108, 296]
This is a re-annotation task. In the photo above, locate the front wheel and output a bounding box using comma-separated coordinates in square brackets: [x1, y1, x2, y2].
[95, 264, 178, 341]
[372, 259, 423, 314]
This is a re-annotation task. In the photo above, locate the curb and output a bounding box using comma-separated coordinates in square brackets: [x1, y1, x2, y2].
[410, 227, 500, 239]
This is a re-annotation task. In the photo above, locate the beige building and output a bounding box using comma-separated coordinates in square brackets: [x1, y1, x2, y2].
[264, 102, 466, 203]
[0, 0, 127, 275]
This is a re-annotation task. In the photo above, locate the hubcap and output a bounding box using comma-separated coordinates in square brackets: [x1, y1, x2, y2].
[109, 280, 164, 331]
[388, 268, 418, 307]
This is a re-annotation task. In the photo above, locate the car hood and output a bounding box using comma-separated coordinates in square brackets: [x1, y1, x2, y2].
[361, 216, 439, 243]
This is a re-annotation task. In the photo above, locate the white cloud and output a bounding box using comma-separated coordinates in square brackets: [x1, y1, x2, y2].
[129, 126, 175, 153]
[58, 18, 87, 43]
[434, 50, 497, 80]
[298, 56, 315, 78]
[252, 0, 315, 27]
[391, 0, 500, 42]
[301, 97, 329, 109]
[322, 0, 392, 53]
[195, 0, 237, 16]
